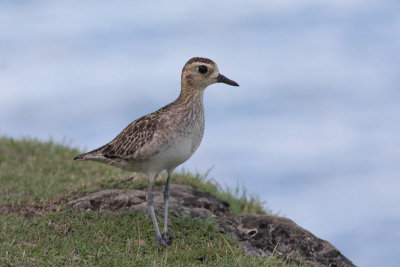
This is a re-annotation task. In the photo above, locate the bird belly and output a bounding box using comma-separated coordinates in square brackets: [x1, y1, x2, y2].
[146, 137, 198, 171]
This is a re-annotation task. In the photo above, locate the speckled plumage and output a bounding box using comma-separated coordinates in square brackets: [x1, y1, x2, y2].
[74, 57, 238, 247]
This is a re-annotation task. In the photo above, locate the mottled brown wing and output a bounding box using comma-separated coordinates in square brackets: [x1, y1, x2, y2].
[98, 112, 164, 160]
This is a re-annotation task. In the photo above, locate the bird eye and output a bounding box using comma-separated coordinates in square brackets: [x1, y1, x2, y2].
[198, 65, 208, 74]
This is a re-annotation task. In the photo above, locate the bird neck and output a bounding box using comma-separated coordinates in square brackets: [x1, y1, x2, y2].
[177, 85, 205, 108]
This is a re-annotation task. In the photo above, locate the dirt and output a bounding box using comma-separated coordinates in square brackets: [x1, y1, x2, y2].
[0, 202, 61, 217]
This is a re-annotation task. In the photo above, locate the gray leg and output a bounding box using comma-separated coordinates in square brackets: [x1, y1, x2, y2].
[162, 169, 174, 240]
[147, 173, 166, 247]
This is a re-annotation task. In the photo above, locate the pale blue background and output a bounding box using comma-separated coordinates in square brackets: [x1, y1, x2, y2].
[1, 1, 399, 266]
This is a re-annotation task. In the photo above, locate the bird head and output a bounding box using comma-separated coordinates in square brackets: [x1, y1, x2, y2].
[181, 57, 239, 91]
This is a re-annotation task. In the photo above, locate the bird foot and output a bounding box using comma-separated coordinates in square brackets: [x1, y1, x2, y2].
[161, 231, 174, 246]
[157, 236, 168, 250]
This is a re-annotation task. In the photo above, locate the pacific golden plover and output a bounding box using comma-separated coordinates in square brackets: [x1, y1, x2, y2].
[74, 57, 239, 247]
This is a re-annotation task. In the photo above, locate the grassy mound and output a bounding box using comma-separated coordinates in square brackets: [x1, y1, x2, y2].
[0, 137, 295, 266]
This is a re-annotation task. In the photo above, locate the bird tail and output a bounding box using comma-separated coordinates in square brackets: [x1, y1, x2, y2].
[74, 153, 87, 160]
[74, 144, 108, 161]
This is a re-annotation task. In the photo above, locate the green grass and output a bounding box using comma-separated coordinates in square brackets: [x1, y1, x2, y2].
[0, 137, 297, 266]
[0, 137, 128, 206]
[0, 211, 292, 266]
[0, 137, 268, 215]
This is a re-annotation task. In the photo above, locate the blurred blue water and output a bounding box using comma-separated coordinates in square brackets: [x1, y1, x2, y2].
[1, 1, 399, 266]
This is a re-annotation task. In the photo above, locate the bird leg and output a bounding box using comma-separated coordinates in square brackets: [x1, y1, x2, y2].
[147, 173, 166, 248]
[162, 169, 174, 244]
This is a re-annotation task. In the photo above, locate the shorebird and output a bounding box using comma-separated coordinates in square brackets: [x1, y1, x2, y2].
[74, 57, 239, 247]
